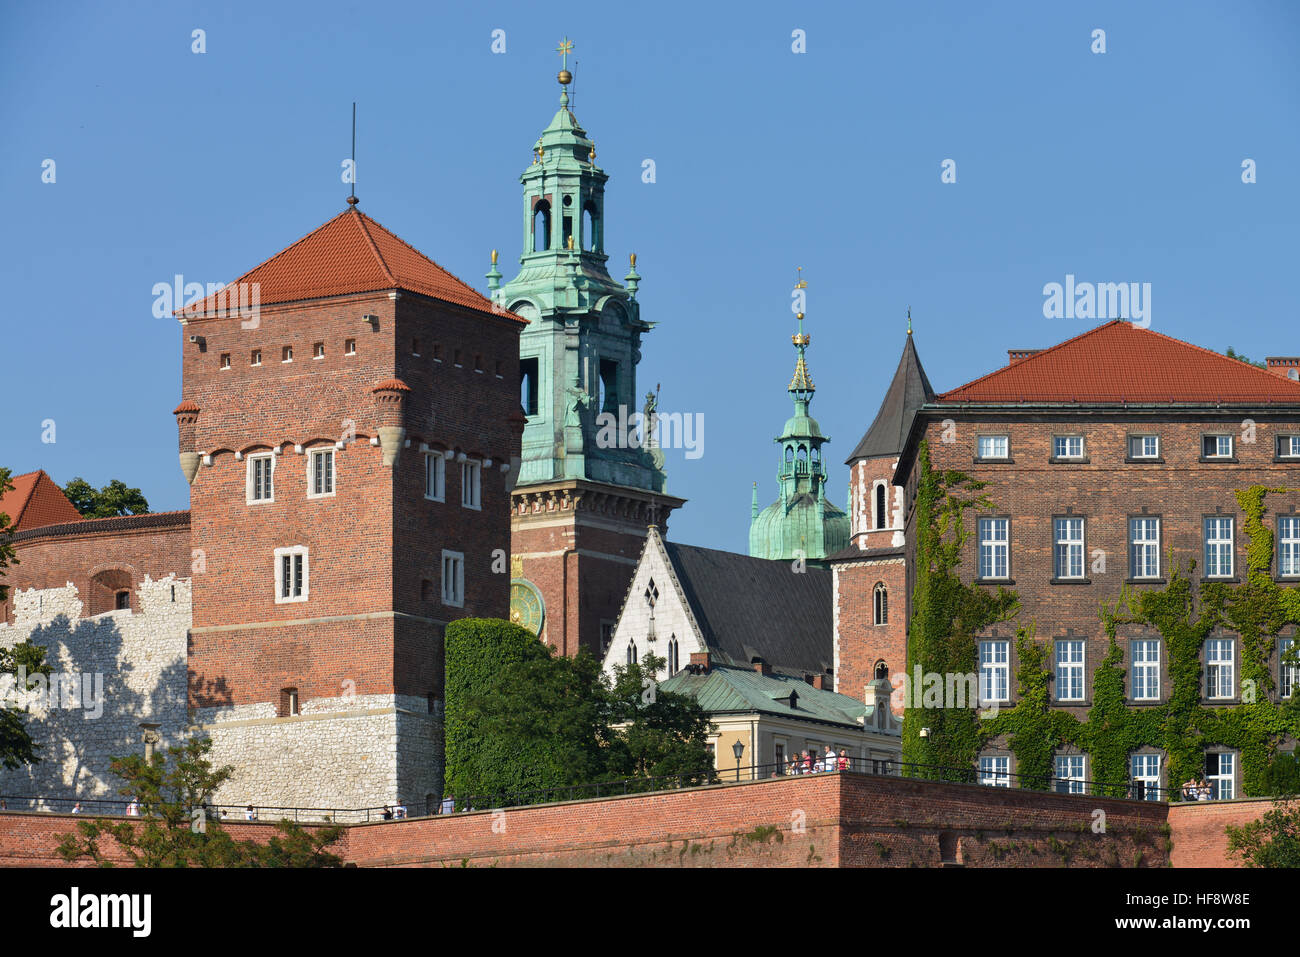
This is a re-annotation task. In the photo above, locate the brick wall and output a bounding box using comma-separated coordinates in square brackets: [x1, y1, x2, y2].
[1166, 797, 1295, 867]
[0, 771, 1174, 868]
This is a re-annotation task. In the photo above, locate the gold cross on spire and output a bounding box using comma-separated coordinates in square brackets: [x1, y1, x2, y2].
[557, 37, 573, 71]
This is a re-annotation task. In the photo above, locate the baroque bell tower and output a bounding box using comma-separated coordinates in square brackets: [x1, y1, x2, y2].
[495, 41, 684, 657]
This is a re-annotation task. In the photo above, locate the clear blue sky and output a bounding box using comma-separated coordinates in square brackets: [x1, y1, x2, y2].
[2, 1, 1298, 552]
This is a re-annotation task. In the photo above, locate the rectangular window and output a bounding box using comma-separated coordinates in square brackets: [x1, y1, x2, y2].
[1206, 638, 1235, 699]
[1054, 517, 1085, 579]
[979, 639, 1009, 703]
[1129, 518, 1161, 579]
[1128, 434, 1160, 459]
[424, 452, 446, 502]
[1054, 755, 1086, 794]
[1204, 517, 1235, 578]
[461, 460, 481, 510]
[774, 742, 786, 773]
[308, 449, 334, 497]
[1131, 754, 1162, 802]
[220, 353, 231, 369]
[976, 435, 1009, 460]
[1206, 752, 1235, 800]
[1052, 435, 1084, 459]
[412, 338, 421, 356]
[251, 349, 261, 366]
[313, 342, 324, 359]
[1280, 637, 1297, 700]
[1055, 639, 1085, 701]
[441, 550, 464, 607]
[282, 345, 293, 363]
[344, 338, 356, 355]
[1131, 639, 1161, 701]
[978, 518, 1009, 579]
[274, 546, 308, 603]
[1202, 434, 1233, 459]
[247, 454, 274, 503]
[520, 357, 539, 416]
[1279, 516, 1300, 578]
[1278, 435, 1300, 459]
[979, 755, 1010, 788]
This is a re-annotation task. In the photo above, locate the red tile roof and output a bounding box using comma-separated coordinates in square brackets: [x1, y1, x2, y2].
[0, 470, 83, 531]
[939, 321, 1300, 405]
[178, 207, 525, 322]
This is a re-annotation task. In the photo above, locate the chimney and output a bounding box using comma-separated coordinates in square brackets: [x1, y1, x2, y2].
[752, 658, 771, 676]
[1007, 349, 1041, 365]
[689, 651, 711, 673]
[1266, 357, 1300, 381]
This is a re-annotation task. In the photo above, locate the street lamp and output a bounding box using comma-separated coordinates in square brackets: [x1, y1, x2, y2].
[732, 739, 745, 782]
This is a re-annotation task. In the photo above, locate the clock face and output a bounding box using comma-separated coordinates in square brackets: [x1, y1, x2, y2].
[509, 579, 544, 635]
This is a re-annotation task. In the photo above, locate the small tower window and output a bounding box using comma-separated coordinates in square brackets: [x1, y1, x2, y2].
[874, 660, 889, 680]
[280, 687, 300, 717]
[313, 342, 325, 359]
[582, 201, 600, 252]
[599, 359, 618, 414]
[532, 200, 552, 252]
[873, 583, 888, 625]
[345, 338, 356, 355]
[875, 483, 887, 530]
[114, 590, 131, 611]
[220, 353, 231, 369]
[520, 357, 539, 415]
[785, 446, 794, 464]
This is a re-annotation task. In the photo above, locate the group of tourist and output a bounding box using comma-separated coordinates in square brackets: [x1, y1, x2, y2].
[1181, 776, 1216, 801]
[381, 803, 407, 820]
[782, 745, 851, 775]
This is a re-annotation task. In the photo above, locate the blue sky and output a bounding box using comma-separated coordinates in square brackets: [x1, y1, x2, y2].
[2, 0, 1298, 552]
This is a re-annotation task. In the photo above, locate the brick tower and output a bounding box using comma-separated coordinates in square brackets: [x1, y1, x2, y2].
[175, 203, 524, 813]
[494, 51, 683, 657]
[830, 315, 934, 700]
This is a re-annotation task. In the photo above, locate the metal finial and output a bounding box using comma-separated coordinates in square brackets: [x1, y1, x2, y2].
[907, 306, 912, 335]
[491, 249, 498, 265]
[556, 37, 573, 85]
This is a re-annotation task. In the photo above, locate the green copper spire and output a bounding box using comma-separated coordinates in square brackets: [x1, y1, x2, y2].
[748, 277, 849, 562]
[497, 46, 667, 494]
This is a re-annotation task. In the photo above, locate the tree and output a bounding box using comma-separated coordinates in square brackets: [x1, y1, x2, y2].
[0, 469, 51, 772]
[1226, 800, 1300, 867]
[62, 477, 150, 519]
[1225, 347, 1267, 369]
[55, 736, 343, 867]
[603, 652, 715, 782]
[0, 468, 18, 604]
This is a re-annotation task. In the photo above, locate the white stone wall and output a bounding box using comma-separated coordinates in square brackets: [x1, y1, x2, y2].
[196, 693, 439, 820]
[602, 534, 703, 681]
[0, 576, 191, 809]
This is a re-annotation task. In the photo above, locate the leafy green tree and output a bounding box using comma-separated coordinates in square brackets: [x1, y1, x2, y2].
[0, 469, 51, 772]
[0, 468, 18, 604]
[1226, 800, 1300, 867]
[61, 477, 150, 519]
[55, 736, 342, 867]
[604, 652, 715, 782]
[1225, 347, 1267, 369]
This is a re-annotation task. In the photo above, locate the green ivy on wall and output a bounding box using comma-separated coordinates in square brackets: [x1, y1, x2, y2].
[905, 444, 1300, 798]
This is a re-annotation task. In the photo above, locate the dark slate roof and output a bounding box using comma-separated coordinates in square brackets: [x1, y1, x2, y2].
[664, 541, 833, 676]
[825, 543, 906, 563]
[847, 334, 935, 463]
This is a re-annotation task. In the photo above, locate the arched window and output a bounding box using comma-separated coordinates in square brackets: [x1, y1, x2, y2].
[785, 445, 794, 463]
[668, 635, 679, 675]
[582, 201, 600, 251]
[532, 200, 552, 252]
[874, 660, 889, 680]
[873, 583, 888, 625]
[627, 640, 638, 665]
[875, 483, 887, 530]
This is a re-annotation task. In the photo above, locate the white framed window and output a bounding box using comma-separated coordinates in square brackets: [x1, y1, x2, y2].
[441, 550, 464, 607]
[282, 345, 293, 363]
[460, 460, 482, 510]
[247, 453, 274, 504]
[1280, 637, 1297, 700]
[1206, 638, 1235, 699]
[1131, 753, 1162, 801]
[979, 639, 1009, 703]
[978, 518, 1009, 579]
[308, 449, 335, 497]
[976, 434, 1009, 460]
[274, 546, 308, 603]
[979, 755, 1010, 788]
[424, 452, 445, 502]
[1278, 435, 1300, 459]
[1054, 518, 1085, 579]
[1130, 518, 1161, 579]
[1128, 434, 1160, 459]
[1279, 516, 1300, 578]
[313, 342, 325, 359]
[1131, 639, 1160, 701]
[1054, 754, 1086, 794]
[1202, 434, 1233, 459]
[1206, 752, 1235, 800]
[220, 353, 231, 370]
[1204, 517, 1234, 578]
[345, 338, 357, 355]
[1055, 639, 1085, 701]
[1052, 435, 1084, 459]
[251, 349, 261, 366]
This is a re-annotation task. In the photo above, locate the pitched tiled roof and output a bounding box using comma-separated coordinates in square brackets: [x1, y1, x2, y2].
[847, 334, 935, 462]
[660, 664, 884, 729]
[939, 321, 1300, 405]
[179, 207, 524, 322]
[11, 510, 190, 543]
[664, 540, 833, 677]
[0, 471, 82, 532]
